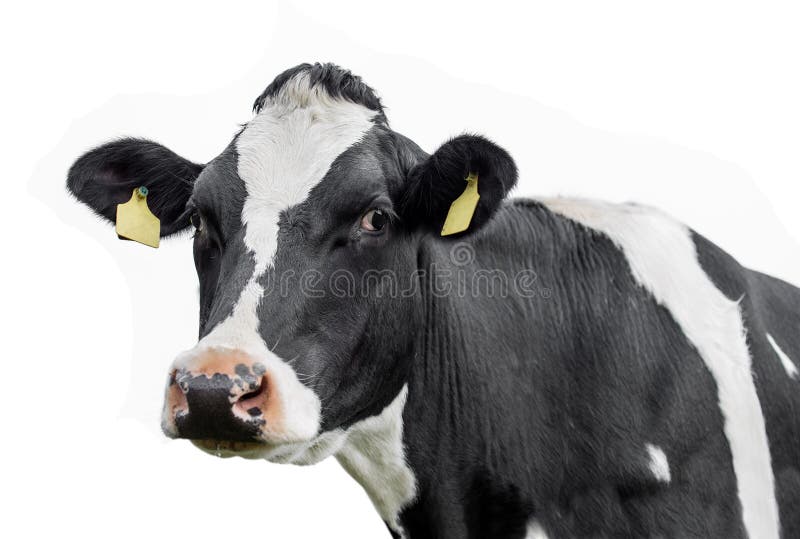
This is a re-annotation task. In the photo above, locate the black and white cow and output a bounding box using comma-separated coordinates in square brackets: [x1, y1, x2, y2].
[67, 63, 799, 538]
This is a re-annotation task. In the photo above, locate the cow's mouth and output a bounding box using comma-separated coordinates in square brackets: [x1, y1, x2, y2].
[189, 430, 346, 465]
[191, 439, 270, 458]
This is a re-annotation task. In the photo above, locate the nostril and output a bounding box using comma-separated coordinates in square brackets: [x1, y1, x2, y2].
[238, 375, 267, 401]
[165, 369, 189, 432]
[172, 370, 191, 394]
[235, 375, 269, 417]
[240, 383, 265, 401]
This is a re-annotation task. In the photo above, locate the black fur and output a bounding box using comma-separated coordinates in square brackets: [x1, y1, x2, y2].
[401, 134, 518, 236]
[66, 138, 202, 235]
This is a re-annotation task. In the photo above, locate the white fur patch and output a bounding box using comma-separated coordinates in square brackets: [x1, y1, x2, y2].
[646, 443, 671, 483]
[542, 198, 780, 539]
[525, 519, 549, 539]
[176, 72, 378, 443]
[766, 333, 799, 380]
[336, 385, 416, 538]
[259, 428, 348, 465]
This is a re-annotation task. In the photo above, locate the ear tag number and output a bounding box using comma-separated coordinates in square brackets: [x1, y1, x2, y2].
[441, 173, 480, 236]
[115, 186, 160, 248]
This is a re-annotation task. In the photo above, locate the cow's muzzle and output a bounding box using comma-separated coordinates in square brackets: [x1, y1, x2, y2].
[161, 349, 281, 444]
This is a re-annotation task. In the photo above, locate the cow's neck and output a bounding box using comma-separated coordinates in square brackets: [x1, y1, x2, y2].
[337, 205, 566, 538]
[395, 210, 559, 538]
[399, 311, 539, 536]
[335, 386, 416, 538]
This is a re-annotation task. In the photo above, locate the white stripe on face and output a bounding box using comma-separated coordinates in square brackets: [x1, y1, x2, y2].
[181, 73, 378, 443]
[237, 74, 379, 275]
[766, 333, 799, 380]
[542, 197, 780, 539]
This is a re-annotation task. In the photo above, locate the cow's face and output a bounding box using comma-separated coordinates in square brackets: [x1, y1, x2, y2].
[68, 63, 516, 463]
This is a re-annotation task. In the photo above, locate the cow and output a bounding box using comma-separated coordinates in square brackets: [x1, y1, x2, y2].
[66, 63, 799, 538]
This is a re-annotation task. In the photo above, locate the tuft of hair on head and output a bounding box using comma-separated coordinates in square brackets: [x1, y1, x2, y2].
[252, 62, 387, 123]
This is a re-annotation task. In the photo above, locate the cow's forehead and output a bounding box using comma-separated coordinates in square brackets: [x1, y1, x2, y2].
[237, 92, 378, 273]
[193, 72, 382, 241]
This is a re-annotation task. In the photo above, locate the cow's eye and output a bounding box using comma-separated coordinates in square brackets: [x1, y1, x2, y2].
[190, 211, 203, 232]
[360, 209, 387, 232]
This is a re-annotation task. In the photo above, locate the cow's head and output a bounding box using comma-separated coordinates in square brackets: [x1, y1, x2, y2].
[67, 63, 517, 463]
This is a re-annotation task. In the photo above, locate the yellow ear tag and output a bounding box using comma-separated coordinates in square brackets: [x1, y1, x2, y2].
[115, 186, 160, 248]
[440, 173, 480, 236]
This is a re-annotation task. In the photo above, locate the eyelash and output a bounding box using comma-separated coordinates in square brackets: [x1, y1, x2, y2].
[190, 212, 203, 233]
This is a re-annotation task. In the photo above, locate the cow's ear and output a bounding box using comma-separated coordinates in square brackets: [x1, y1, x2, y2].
[400, 134, 517, 237]
[67, 138, 203, 236]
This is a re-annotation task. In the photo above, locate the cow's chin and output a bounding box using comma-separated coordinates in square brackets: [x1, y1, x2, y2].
[191, 439, 273, 460]
[190, 430, 347, 465]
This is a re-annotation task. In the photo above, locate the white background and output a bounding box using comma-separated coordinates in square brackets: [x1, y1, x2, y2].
[3, 1, 799, 537]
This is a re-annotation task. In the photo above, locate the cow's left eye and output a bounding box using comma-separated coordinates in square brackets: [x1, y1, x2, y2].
[360, 209, 387, 232]
[190, 211, 203, 233]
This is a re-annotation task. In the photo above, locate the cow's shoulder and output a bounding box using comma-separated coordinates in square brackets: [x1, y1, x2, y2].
[514, 196, 783, 539]
[498, 196, 690, 257]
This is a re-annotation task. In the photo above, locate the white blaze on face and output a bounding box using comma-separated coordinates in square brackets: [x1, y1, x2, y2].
[183, 73, 378, 443]
[542, 197, 781, 539]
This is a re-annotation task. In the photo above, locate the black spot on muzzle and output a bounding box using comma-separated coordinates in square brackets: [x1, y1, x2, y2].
[175, 373, 263, 442]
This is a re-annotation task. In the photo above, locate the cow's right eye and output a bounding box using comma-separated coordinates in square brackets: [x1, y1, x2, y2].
[360, 209, 387, 232]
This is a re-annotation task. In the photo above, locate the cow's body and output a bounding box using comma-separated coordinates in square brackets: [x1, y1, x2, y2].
[386, 198, 800, 538]
[66, 63, 799, 538]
